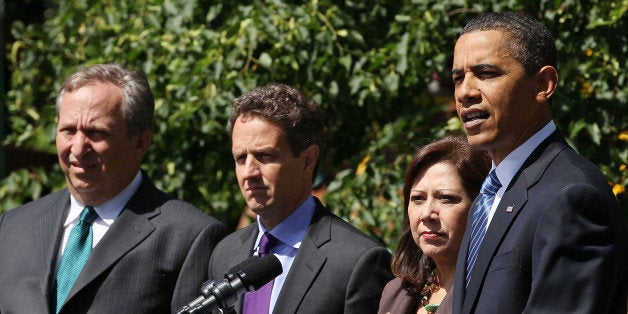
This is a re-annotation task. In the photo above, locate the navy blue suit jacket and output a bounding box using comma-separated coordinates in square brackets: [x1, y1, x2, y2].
[453, 131, 628, 313]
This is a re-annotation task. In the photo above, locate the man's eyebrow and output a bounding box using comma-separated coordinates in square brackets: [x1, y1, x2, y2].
[452, 63, 501, 76]
[471, 63, 501, 72]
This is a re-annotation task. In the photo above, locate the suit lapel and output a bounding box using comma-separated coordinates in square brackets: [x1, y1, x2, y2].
[274, 203, 329, 313]
[234, 225, 258, 313]
[35, 190, 71, 306]
[235, 226, 257, 266]
[64, 176, 160, 302]
[462, 179, 528, 311]
[461, 131, 569, 312]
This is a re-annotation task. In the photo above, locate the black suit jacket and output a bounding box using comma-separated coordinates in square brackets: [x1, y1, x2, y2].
[453, 131, 628, 313]
[0, 175, 227, 313]
[208, 199, 393, 313]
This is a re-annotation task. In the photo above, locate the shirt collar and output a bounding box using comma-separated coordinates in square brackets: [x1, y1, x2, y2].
[256, 194, 316, 250]
[66, 171, 143, 227]
[494, 120, 556, 189]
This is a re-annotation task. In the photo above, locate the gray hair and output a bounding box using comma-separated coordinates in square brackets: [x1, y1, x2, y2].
[56, 63, 154, 136]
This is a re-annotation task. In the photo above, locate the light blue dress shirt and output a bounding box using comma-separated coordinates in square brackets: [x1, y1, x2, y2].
[253, 194, 316, 314]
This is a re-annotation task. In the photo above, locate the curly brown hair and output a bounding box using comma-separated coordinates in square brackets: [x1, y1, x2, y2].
[228, 83, 324, 157]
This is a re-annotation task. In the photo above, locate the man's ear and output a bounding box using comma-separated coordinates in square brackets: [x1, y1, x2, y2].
[535, 65, 558, 103]
[301, 145, 320, 178]
[134, 130, 152, 161]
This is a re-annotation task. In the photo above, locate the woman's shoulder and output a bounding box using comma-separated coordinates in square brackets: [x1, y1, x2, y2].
[382, 277, 404, 293]
[378, 277, 419, 314]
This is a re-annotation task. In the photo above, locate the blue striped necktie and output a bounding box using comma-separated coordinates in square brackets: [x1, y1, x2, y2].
[55, 206, 99, 313]
[466, 170, 501, 287]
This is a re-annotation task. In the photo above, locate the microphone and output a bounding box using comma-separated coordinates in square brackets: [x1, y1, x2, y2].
[177, 254, 282, 314]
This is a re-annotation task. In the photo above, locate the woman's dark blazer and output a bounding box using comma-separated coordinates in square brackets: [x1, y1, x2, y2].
[378, 277, 453, 314]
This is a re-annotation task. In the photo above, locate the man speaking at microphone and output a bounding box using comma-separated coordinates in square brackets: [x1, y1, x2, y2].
[208, 83, 393, 314]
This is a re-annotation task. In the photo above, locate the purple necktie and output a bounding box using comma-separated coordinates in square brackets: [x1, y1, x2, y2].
[243, 232, 278, 314]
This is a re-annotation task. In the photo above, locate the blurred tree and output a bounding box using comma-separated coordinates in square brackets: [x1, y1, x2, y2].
[2, 0, 626, 249]
[1, 0, 5, 177]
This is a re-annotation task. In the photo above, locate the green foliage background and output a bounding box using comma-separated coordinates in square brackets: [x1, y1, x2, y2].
[2, 0, 627, 249]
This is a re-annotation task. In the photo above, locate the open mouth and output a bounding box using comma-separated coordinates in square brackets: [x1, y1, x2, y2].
[462, 110, 489, 123]
[246, 186, 268, 193]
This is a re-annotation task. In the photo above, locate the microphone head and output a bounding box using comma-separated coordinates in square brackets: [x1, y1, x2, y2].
[229, 255, 283, 291]
[227, 255, 263, 275]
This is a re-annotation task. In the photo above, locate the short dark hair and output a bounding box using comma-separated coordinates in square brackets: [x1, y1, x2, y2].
[392, 134, 490, 300]
[56, 63, 154, 137]
[228, 83, 324, 157]
[460, 11, 557, 75]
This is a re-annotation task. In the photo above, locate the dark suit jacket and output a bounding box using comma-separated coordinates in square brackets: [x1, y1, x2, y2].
[208, 199, 393, 314]
[453, 131, 628, 313]
[0, 175, 227, 313]
[378, 277, 453, 314]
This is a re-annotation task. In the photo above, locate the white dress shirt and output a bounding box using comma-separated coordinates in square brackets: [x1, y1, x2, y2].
[487, 121, 557, 226]
[56, 171, 143, 263]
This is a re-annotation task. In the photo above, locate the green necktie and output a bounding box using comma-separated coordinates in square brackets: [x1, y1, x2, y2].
[55, 206, 99, 313]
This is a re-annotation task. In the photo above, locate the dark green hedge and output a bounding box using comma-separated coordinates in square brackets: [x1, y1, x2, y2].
[2, 0, 626, 249]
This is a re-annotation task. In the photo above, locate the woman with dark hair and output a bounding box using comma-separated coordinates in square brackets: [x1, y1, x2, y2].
[379, 134, 490, 314]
